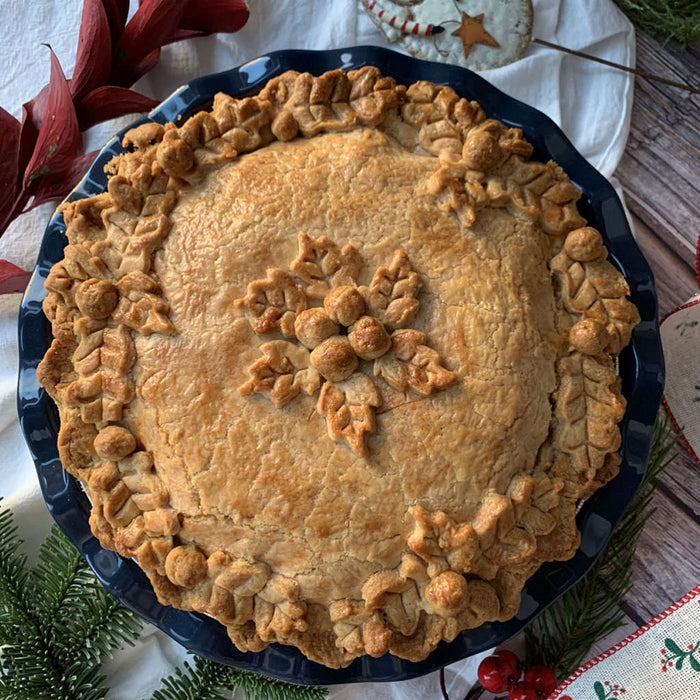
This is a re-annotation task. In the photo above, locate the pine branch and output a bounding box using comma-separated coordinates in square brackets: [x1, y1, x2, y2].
[0, 504, 75, 698]
[30, 523, 96, 627]
[0, 506, 144, 700]
[228, 668, 328, 700]
[612, 0, 700, 46]
[525, 417, 678, 679]
[53, 589, 144, 670]
[151, 658, 236, 700]
[151, 656, 328, 700]
[0, 500, 325, 700]
[0, 502, 33, 636]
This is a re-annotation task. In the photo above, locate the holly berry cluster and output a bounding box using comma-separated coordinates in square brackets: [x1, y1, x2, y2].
[472, 649, 559, 699]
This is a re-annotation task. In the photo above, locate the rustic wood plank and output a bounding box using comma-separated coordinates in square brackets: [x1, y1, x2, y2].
[614, 30, 700, 260]
[587, 615, 639, 659]
[629, 212, 696, 319]
[624, 487, 700, 622]
[655, 441, 700, 519]
[612, 27, 700, 639]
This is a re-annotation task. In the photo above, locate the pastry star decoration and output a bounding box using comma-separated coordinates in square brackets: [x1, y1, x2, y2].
[451, 12, 500, 58]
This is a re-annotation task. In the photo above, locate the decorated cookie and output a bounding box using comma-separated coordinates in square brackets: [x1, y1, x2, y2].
[361, 0, 534, 70]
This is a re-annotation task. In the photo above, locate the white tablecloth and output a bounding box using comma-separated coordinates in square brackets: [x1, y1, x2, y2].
[0, 1, 635, 697]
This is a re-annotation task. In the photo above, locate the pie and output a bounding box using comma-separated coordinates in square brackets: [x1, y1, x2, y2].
[37, 67, 640, 668]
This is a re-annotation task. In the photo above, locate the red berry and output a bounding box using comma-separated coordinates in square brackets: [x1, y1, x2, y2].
[477, 650, 521, 693]
[524, 664, 558, 695]
[509, 679, 540, 700]
[494, 649, 520, 677]
[477, 655, 510, 693]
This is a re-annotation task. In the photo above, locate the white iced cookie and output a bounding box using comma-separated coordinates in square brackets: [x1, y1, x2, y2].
[362, 0, 533, 71]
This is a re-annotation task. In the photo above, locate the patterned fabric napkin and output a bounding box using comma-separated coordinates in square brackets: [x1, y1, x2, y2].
[551, 585, 700, 700]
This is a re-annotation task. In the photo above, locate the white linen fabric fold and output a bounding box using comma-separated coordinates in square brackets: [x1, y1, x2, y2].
[0, 1, 634, 697]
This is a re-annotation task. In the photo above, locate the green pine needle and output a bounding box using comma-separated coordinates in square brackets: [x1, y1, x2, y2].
[227, 668, 328, 700]
[30, 523, 96, 625]
[0, 503, 144, 700]
[150, 656, 327, 700]
[0, 500, 327, 700]
[612, 0, 700, 46]
[525, 417, 678, 679]
[0, 504, 32, 635]
[151, 658, 234, 700]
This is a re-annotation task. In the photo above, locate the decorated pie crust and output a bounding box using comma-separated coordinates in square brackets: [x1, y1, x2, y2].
[37, 67, 640, 668]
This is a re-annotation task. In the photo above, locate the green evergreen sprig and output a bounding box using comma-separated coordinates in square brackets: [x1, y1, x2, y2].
[612, 0, 700, 46]
[0, 507, 144, 700]
[0, 501, 327, 700]
[525, 417, 678, 679]
[151, 656, 326, 700]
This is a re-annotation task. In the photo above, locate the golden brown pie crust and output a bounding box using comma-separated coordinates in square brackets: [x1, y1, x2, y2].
[37, 67, 640, 668]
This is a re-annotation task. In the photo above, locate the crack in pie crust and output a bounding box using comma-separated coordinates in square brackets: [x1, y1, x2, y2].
[37, 67, 640, 668]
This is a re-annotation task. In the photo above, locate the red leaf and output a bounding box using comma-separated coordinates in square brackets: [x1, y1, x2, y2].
[71, 0, 113, 98]
[21, 85, 50, 133]
[0, 106, 21, 217]
[102, 0, 130, 49]
[22, 48, 82, 190]
[24, 151, 98, 210]
[76, 86, 159, 130]
[0, 191, 30, 240]
[163, 28, 208, 44]
[115, 47, 162, 88]
[16, 101, 42, 194]
[0, 260, 32, 295]
[15, 81, 53, 191]
[113, 0, 187, 86]
[179, 0, 249, 35]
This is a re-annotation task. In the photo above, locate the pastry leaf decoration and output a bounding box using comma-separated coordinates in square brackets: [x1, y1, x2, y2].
[555, 352, 626, 486]
[290, 231, 362, 299]
[234, 268, 307, 337]
[317, 374, 381, 459]
[549, 227, 640, 356]
[238, 341, 320, 407]
[360, 249, 421, 330]
[374, 329, 457, 396]
[236, 234, 456, 457]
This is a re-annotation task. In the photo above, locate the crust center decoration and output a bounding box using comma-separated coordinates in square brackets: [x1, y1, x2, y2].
[235, 232, 457, 457]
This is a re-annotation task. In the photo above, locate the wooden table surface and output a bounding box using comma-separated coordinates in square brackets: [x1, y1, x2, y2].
[590, 29, 700, 653]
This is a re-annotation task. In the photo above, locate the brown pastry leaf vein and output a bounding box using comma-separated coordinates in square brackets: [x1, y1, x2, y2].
[238, 340, 320, 407]
[317, 374, 382, 459]
[290, 231, 362, 300]
[374, 329, 457, 397]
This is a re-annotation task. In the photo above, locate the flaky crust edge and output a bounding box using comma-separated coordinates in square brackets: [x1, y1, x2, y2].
[36, 67, 640, 668]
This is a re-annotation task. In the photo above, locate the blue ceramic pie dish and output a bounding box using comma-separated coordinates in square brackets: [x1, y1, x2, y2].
[17, 46, 664, 686]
